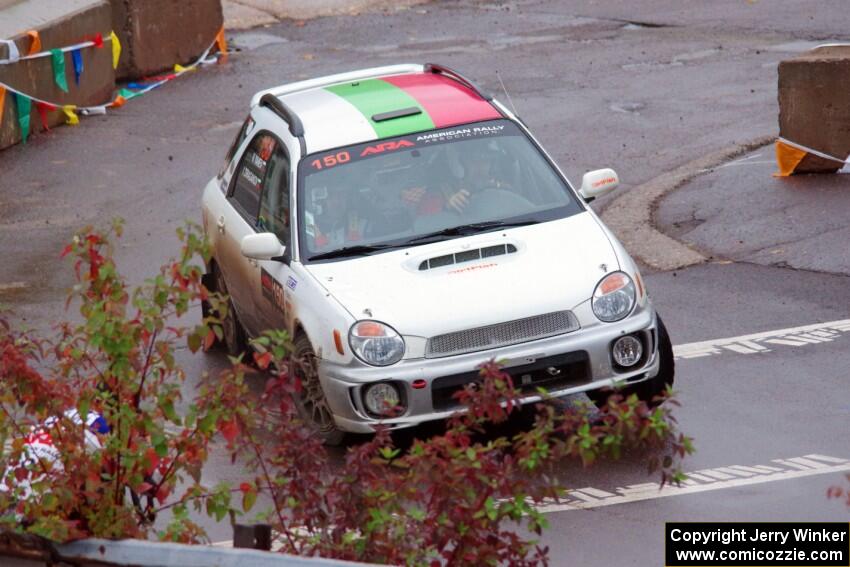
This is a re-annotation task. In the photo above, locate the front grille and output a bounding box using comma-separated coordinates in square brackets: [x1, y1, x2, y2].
[425, 311, 580, 358]
[431, 351, 590, 411]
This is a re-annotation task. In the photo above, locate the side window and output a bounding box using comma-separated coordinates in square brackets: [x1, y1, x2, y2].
[218, 116, 255, 179]
[229, 133, 278, 224]
[258, 146, 291, 247]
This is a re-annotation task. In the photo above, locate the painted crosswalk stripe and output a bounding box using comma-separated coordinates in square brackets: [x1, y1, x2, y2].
[673, 318, 850, 360]
[694, 469, 736, 480]
[535, 455, 850, 514]
[785, 457, 831, 469]
[573, 487, 617, 499]
[728, 465, 778, 475]
[805, 454, 849, 464]
[712, 466, 755, 478]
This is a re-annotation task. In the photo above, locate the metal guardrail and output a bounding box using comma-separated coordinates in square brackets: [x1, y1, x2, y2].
[0, 531, 372, 567]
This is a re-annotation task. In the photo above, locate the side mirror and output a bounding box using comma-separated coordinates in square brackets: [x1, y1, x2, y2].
[241, 233, 285, 261]
[579, 168, 620, 202]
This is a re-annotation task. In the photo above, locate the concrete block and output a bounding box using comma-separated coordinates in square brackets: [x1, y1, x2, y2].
[110, 0, 223, 80]
[778, 45, 850, 174]
[0, 0, 114, 150]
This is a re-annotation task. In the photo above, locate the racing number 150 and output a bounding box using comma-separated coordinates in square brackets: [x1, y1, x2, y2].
[311, 151, 350, 170]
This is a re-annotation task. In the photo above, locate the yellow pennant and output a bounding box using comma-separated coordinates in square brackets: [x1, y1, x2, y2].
[174, 63, 196, 73]
[62, 105, 79, 125]
[26, 30, 41, 55]
[775, 139, 807, 177]
[109, 31, 121, 69]
[0, 86, 6, 125]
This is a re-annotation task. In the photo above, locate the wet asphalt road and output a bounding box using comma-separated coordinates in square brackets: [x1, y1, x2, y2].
[1, 1, 849, 564]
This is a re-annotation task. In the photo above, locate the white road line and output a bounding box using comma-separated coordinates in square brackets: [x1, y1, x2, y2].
[764, 338, 811, 347]
[673, 318, 850, 361]
[805, 454, 850, 464]
[694, 469, 736, 480]
[712, 467, 755, 478]
[785, 457, 831, 469]
[535, 457, 850, 514]
[208, 454, 850, 546]
[573, 487, 617, 499]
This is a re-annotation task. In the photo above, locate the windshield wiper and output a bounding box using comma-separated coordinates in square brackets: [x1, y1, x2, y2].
[406, 220, 540, 244]
[308, 244, 401, 261]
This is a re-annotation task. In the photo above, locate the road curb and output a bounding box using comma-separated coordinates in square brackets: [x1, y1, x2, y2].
[600, 135, 775, 272]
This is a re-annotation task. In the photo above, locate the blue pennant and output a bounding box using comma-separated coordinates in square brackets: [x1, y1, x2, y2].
[71, 49, 83, 85]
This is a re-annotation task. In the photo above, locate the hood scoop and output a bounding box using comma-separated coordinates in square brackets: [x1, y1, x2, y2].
[418, 243, 518, 271]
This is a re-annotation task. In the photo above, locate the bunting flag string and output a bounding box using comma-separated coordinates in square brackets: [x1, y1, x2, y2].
[775, 137, 850, 176]
[0, 32, 109, 65]
[0, 28, 227, 142]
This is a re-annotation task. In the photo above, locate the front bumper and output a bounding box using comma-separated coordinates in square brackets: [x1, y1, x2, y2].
[318, 305, 660, 434]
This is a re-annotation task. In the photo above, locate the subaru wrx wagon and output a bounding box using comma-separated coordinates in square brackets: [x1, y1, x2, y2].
[201, 64, 674, 444]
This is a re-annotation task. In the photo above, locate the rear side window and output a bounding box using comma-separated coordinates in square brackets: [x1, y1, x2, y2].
[218, 116, 255, 179]
[229, 133, 278, 224]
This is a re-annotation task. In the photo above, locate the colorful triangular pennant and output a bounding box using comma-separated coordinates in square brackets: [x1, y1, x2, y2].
[14, 93, 31, 143]
[35, 102, 56, 131]
[71, 49, 84, 85]
[26, 30, 41, 55]
[62, 105, 79, 125]
[109, 31, 121, 69]
[215, 27, 228, 63]
[50, 49, 69, 93]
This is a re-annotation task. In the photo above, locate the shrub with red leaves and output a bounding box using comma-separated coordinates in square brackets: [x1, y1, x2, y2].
[0, 221, 245, 542]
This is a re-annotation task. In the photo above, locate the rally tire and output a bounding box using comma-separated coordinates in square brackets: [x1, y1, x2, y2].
[291, 334, 346, 446]
[588, 315, 675, 409]
[212, 264, 248, 357]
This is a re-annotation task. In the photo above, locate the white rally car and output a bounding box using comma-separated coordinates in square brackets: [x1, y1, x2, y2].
[201, 64, 674, 444]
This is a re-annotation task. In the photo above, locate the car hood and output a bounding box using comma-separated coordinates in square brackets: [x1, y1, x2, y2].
[303, 212, 618, 338]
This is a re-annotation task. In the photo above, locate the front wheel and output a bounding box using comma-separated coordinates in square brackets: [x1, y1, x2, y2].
[211, 264, 248, 357]
[291, 334, 346, 446]
[588, 315, 675, 408]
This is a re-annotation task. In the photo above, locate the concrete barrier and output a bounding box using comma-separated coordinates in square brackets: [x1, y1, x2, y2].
[0, 0, 115, 150]
[109, 0, 223, 80]
[778, 45, 850, 174]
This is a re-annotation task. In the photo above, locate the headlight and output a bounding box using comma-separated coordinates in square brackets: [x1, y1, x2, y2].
[349, 320, 405, 366]
[592, 272, 636, 322]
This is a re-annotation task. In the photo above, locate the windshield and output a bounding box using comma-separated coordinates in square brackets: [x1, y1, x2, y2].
[297, 119, 582, 262]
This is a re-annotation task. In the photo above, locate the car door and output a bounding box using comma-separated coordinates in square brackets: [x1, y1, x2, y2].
[254, 143, 295, 334]
[218, 131, 280, 337]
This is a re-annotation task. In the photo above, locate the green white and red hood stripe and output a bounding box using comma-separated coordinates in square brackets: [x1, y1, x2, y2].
[279, 71, 502, 154]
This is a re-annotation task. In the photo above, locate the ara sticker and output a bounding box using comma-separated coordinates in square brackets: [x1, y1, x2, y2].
[286, 276, 298, 291]
[261, 269, 286, 313]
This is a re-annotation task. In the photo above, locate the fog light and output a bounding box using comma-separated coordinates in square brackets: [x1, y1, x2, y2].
[363, 382, 401, 416]
[612, 335, 643, 367]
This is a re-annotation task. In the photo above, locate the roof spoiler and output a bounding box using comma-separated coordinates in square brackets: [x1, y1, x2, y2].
[259, 94, 306, 153]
